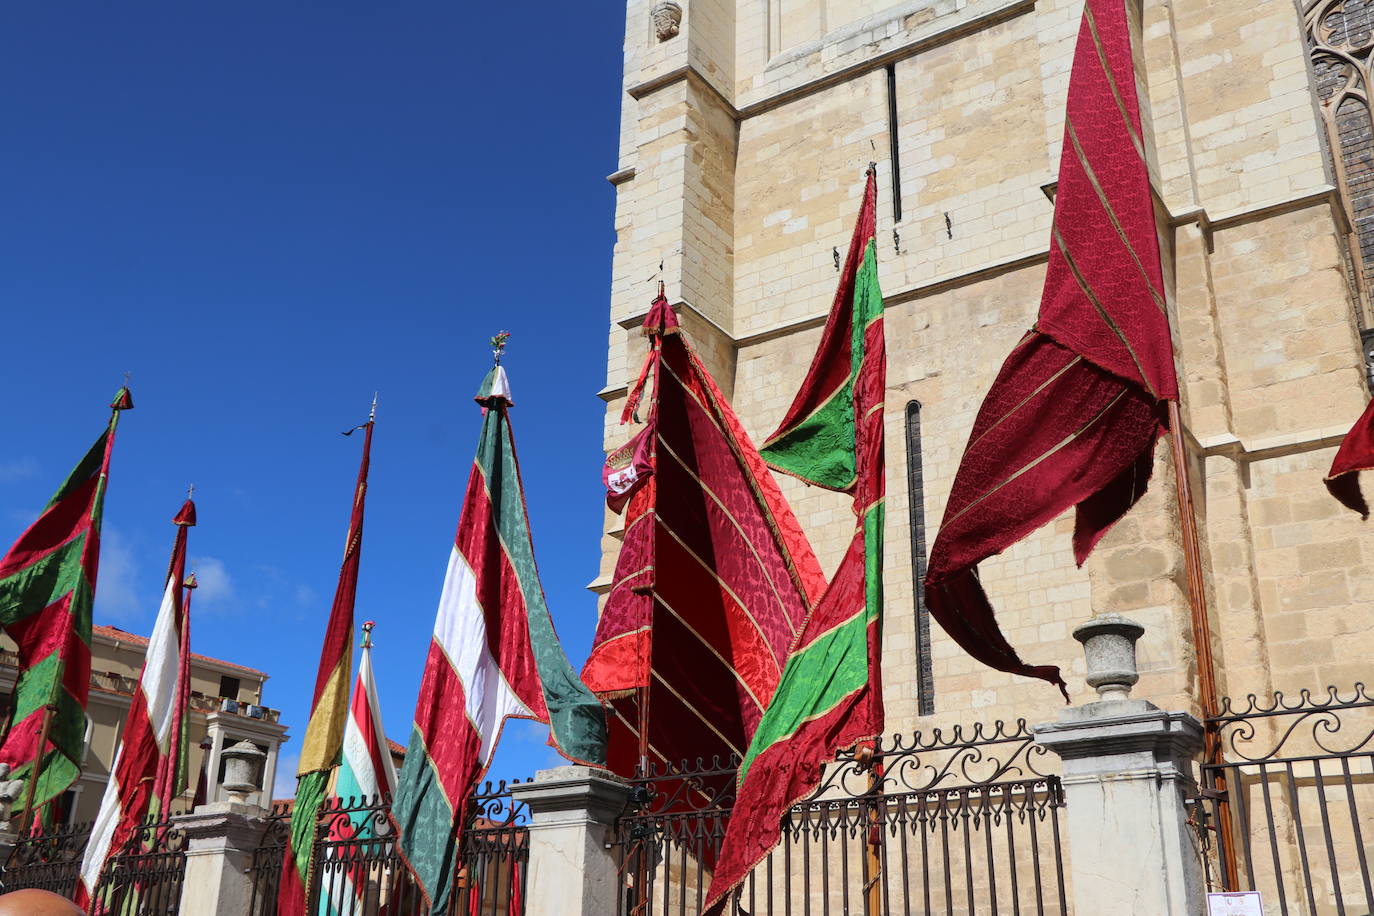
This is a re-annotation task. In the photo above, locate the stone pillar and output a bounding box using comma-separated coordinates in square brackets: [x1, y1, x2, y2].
[509, 765, 633, 916]
[1034, 615, 1207, 916]
[174, 740, 271, 916]
[173, 802, 268, 916]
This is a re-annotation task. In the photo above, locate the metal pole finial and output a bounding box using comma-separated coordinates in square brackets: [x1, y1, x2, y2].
[187, 483, 195, 499]
[370, 392, 378, 422]
[361, 620, 375, 649]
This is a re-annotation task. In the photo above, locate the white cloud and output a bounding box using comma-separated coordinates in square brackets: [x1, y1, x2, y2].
[0, 457, 39, 485]
[189, 556, 237, 611]
[93, 528, 143, 622]
[273, 752, 300, 800]
[294, 583, 319, 608]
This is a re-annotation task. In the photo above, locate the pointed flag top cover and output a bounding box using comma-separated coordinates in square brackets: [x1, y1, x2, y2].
[111, 386, 134, 411]
[641, 290, 681, 337]
[475, 365, 514, 408]
[173, 499, 197, 527]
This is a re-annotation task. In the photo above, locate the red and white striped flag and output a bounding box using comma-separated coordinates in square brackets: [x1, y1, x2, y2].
[77, 499, 196, 909]
[317, 621, 397, 916]
[391, 363, 606, 912]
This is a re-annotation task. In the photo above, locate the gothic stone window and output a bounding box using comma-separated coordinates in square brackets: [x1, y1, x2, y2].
[1307, 0, 1374, 383]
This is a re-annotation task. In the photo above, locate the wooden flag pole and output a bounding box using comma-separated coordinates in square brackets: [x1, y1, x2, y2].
[17, 657, 65, 835]
[862, 760, 883, 916]
[1166, 399, 1239, 889]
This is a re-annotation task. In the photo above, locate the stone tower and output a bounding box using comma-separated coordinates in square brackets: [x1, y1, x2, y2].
[594, 0, 1374, 735]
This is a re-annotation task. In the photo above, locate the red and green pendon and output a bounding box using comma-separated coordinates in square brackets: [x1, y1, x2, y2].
[0, 388, 132, 815]
[706, 169, 887, 913]
[392, 366, 605, 913]
[278, 419, 374, 916]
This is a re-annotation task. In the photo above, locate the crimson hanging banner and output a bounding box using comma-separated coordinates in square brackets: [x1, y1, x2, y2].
[923, 0, 1178, 697]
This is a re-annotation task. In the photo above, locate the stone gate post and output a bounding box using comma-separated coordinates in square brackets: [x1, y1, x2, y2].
[173, 740, 270, 916]
[509, 765, 633, 916]
[1034, 615, 1208, 915]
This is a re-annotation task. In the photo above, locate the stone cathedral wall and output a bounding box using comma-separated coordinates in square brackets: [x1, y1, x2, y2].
[597, 0, 1374, 741]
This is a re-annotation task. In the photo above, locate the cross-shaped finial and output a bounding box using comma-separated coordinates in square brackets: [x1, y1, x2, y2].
[123, 371, 132, 386]
[187, 483, 195, 499]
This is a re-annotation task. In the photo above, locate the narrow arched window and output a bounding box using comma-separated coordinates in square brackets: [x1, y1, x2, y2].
[905, 401, 934, 716]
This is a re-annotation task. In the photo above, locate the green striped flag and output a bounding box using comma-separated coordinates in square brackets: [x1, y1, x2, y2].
[392, 364, 605, 912]
[0, 388, 133, 816]
[705, 169, 886, 913]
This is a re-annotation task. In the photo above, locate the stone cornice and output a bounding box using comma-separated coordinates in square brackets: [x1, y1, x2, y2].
[510, 766, 633, 826]
[737, 0, 1036, 119]
[623, 0, 1037, 122]
[1196, 424, 1351, 463]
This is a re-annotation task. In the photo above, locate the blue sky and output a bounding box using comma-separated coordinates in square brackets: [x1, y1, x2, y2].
[1, 3, 626, 795]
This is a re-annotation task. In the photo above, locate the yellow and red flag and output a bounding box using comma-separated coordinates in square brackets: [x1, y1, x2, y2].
[279, 417, 374, 916]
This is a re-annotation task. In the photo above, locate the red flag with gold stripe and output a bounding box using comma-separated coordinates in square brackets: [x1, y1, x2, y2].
[924, 0, 1177, 695]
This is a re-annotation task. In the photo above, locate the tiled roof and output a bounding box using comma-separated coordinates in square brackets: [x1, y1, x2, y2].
[93, 624, 267, 677]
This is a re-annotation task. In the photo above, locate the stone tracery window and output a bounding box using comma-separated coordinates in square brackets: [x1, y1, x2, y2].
[1308, 2, 1374, 338]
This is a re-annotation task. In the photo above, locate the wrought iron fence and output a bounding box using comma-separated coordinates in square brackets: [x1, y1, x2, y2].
[1, 818, 93, 898]
[247, 782, 528, 916]
[2, 813, 188, 913]
[614, 719, 1070, 915]
[1194, 683, 1374, 915]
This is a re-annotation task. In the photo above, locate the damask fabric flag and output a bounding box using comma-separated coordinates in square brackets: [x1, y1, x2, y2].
[279, 419, 374, 916]
[77, 499, 195, 910]
[704, 168, 886, 913]
[923, 0, 1177, 696]
[581, 296, 827, 780]
[150, 571, 196, 817]
[1325, 397, 1374, 517]
[317, 623, 397, 916]
[0, 388, 132, 816]
[392, 365, 606, 912]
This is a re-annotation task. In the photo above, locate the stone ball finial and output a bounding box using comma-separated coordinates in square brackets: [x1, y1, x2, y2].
[1073, 614, 1145, 702]
[220, 739, 266, 801]
[652, 1, 683, 41]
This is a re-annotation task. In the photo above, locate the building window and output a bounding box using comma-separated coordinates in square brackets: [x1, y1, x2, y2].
[218, 675, 241, 700]
[1307, 0, 1374, 344]
[905, 401, 934, 716]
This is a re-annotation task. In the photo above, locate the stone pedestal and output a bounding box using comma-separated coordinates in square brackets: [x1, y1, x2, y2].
[509, 766, 633, 916]
[1035, 615, 1207, 915]
[172, 801, 269, 916]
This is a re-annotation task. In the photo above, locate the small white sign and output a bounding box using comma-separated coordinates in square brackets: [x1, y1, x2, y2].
[1207, 891, 1264, 916]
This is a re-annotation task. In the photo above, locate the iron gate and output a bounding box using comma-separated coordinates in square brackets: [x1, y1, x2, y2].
[2, 813, 188, 913]
[1194, 683, 1374, 915]
[247, 780, 528, 916]
[614, 718, 1070, 915]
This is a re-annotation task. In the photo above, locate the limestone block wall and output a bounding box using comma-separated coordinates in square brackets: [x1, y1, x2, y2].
[599, 0, 1374, 741]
